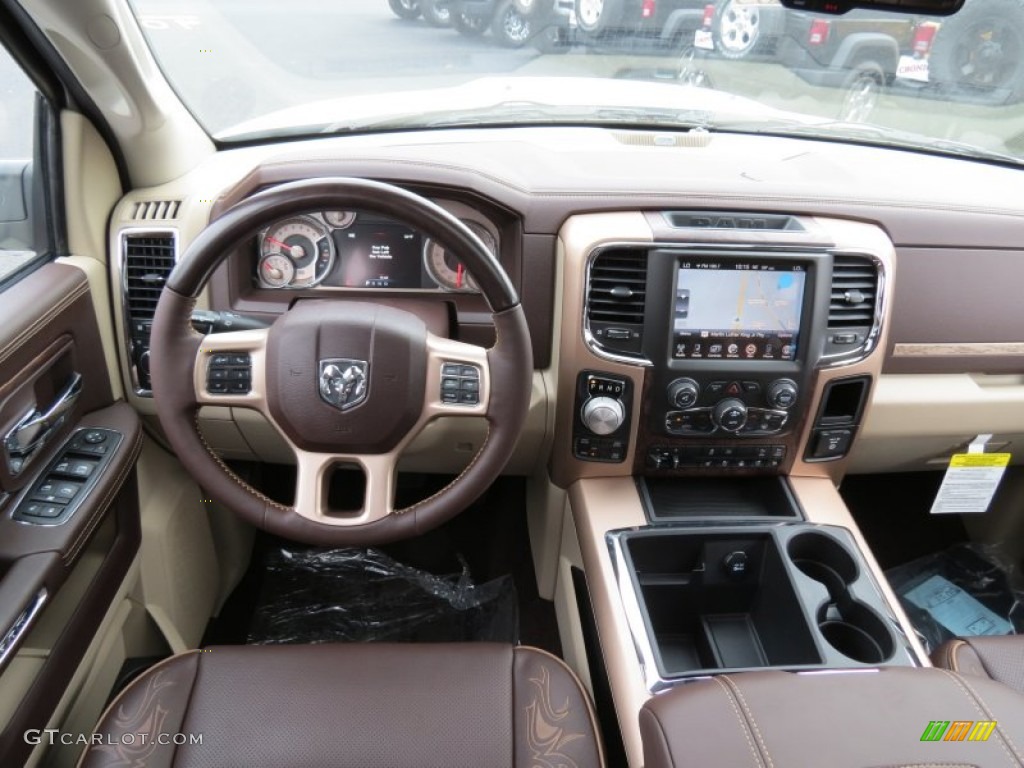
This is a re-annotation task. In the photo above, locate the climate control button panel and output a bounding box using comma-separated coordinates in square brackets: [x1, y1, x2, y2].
[662, 377, 798, 437]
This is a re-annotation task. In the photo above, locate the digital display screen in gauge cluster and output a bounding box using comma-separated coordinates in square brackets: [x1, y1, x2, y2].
[334, 221, 425, 289]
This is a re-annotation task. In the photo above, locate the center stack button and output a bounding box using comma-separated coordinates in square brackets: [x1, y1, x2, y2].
[713, 398, 748, 432]
[667, 377, 700, 409]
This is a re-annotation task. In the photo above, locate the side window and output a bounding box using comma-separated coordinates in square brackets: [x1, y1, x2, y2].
[0, 44, 44, 284]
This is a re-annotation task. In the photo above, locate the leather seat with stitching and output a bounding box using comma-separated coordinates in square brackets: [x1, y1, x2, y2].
[933, 635, 1024, 695]
[640, 666, 1024, 768]
[78, 643, 605, 768]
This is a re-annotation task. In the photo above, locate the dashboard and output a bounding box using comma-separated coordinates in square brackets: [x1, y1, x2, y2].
[109, 126, 1024, 483]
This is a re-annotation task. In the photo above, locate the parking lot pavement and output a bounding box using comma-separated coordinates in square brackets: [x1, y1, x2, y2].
[0, 251, 37, 284]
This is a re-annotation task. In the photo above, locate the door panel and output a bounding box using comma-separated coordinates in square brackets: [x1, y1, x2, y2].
[0, 262, 141, 767]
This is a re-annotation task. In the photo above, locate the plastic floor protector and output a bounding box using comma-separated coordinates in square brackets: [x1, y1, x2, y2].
[886, 543, 1023, 654]
[246, 547, 519, 645]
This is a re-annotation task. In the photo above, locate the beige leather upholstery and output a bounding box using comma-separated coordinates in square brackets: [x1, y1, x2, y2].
[79, 644, 604, 768]
[640, 667, 1024, 768]
[934, 635, 1024, 694]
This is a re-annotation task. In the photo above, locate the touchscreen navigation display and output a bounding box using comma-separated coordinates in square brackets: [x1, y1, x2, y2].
[672, 261, 806, 361]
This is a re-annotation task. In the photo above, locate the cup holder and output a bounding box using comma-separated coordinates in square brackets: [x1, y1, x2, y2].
[788, 532, 858, 598]
[818, 602, 894, 664]
[788, 532, 894, 664]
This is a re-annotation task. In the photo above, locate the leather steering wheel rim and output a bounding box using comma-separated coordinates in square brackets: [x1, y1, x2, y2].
[150, 177, 532, 546]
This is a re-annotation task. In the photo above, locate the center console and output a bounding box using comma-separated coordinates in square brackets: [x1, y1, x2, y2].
[552, 213, 915, 766]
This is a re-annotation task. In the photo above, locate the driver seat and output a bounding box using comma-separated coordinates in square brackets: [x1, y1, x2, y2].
[78, 643, 604, 768]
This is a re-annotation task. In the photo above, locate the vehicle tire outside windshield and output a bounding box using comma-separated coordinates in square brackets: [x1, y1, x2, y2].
[714, 0, 764, 59]
[492, 0, 535, 46]
[838, 61, 885, 123]
[575, 0, 622, 35]
[422, 0, 454, 26]
[388, 0, 422, 20]
[929, 0, 1024, 100]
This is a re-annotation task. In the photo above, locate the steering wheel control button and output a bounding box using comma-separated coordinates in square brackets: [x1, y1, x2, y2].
[208, 353, 252, 395]
[441, 362, 480, 406]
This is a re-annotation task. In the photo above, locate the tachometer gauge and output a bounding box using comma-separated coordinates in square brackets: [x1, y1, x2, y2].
[258, 253, 296, 288]
[259, 216, 335, 288]
[423, 221, 495, 292]
[323, 210, 357, 229]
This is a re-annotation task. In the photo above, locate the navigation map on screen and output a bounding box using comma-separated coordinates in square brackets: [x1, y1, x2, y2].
[672, 263, 806, 361]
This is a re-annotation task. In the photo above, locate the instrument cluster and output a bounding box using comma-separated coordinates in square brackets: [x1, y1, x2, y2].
[255, 209, 498, 292]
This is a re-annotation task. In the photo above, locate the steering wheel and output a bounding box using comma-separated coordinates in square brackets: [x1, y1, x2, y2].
[149, 178, 532, 546]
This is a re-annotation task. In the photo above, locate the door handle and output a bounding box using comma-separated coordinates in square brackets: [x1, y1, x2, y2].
[4, 373, 82, 466]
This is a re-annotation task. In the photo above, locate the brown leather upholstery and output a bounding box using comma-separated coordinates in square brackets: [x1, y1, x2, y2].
[934, 636, 1024, 694]
[640, 667, 1024, 768]
[80, 644, 604, 768]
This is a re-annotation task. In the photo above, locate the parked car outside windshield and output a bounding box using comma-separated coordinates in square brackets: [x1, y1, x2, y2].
[130, 0, 1024, 164]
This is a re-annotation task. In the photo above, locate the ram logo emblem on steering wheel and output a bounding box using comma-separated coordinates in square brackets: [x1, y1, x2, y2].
[318, 359, 369, 411]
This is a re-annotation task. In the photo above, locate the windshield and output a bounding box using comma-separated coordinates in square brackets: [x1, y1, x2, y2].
[129, 0, 1024, 162]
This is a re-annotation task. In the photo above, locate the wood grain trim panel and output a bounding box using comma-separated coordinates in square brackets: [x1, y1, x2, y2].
[893, 342, 1024, 358]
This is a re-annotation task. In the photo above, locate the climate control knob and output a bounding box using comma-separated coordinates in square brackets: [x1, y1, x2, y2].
[767, 379, 799, 410]
[582, 397, 625, 436]
[667, 378, 700, 409]
[713, 398, 748, 432]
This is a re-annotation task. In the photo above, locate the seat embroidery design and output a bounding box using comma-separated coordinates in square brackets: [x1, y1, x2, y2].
[524, 664, 585, 768]
[91, 669, 175, 767]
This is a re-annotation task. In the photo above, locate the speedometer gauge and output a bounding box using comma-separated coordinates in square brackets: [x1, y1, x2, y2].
[259, 216, 335, 288]
[422, 220, 495, 292]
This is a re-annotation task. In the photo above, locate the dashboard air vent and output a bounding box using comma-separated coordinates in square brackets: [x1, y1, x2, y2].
[828, 256, 878, 328]
[122, 232, 176, 394]
[124, 233, 176, 323]
[131, 200, 181, 221]
[586, 249, 648, 357]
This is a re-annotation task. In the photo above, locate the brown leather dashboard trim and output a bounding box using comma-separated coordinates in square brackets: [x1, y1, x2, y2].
[884, 247, 1024, 374]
